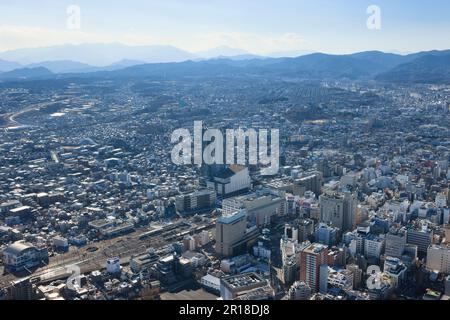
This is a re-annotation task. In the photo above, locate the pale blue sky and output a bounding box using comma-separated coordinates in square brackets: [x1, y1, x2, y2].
[0, 0, 449, 53]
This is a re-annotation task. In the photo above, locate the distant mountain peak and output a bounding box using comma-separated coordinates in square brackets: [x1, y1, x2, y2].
[0, 59, 22, 72]
[196, 46, 252, 59]
[0, 43, 197, 66]
[0, 66, 53, 80]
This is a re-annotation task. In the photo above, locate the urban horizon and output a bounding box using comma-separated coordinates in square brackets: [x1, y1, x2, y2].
[0, 0, 450, 313]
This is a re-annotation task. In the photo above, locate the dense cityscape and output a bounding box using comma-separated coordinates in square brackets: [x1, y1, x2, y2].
[0, 0, 450, 305]
[0, 68, 449, 301]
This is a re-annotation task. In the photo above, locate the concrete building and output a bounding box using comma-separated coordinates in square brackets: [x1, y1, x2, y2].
[327, 268, 353, 291]
[383, 257, 407, 289]
[445, 275, 450, 296]
[294, 171, 323, 196]
[346, 264, 362, 289]
[320, 191, 357, 233]
[315, 223, 339, 247]
[364, 234, 385, 264]
[298, 219, 314, 242]
[106, 258, 121, 275]
[299, 243, 329, 293]
[319, 264, 328, 294]
[426, 244, 450, 274]
[283, 257, 298, 286]
[288, 281, 312, 300]
[201, 274, 221, 295]
[284, 224, 299, 242]
[53, 236, 69, 252]
[175, 189, 216, 214]
[207, 165, 251, 199]
[385, 228, 407, 259]
[215, 210, 259, 257]
[130, 249, 159, 273]
[407, 225, 433, 255]
[222, 188, 286, 227]
[2, 241, 48, 272]
[220, 273, 267, 300]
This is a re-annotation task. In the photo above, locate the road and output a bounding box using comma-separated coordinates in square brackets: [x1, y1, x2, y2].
[0, 100, 66, 129]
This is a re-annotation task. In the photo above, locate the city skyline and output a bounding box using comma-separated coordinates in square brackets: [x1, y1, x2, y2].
[1, 0, 450, 305]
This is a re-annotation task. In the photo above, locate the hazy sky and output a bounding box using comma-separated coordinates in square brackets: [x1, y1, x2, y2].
[0, 0, 449, 54]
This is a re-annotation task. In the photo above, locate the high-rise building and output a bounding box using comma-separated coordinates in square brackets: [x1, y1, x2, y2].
[435, 192, 448, 208]
[364, 234, 385, 264]
[320, 191, 357, 233]
[385, 228, 407, 259]
[445, 275, 450, 296]
[407, 224, 433, 256]
[315, 223, 339, 247]
[346, 264, 362, 290]
[6, 278, 37, 300]
[283, 257, 298, 286]
[383, 257, 407, 289]
[447, 188, 450, 207]
[343, 192, 358, 232]
[284, 224, 299, 242]
[319, 265, 328, 294]
[298, 219, 314, 242]
[426, 244, 450, 274]
[320, 193, 344, 230]
[215, 210, 258, 257]
[294, 171, 323, 196]
[299, 243, 328, 293]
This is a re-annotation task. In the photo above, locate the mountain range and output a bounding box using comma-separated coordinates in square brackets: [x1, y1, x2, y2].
[0, 44, 449, 84]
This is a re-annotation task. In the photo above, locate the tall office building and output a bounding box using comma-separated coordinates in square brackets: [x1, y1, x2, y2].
[447, 188, 450, 207]
[445, 275, 450, 296]
[283, 257, 298, 286]
[426, 245, 450, 274]
[315, 223, 339, 247]
[383, 257, 407, 289]
[299, 243, 328, 293]
[343, 192, 357, 232]
[320, 193, 344, 230]
[364, 234, 385, 264]
[294, 171, 323, 196]
[298, 219, 314, 242]
[320, 191, 357, 233]
[407, 224, 433, 256]
[319, 265, 328, 294]
[346, 264, 362, 290]
[215, 210, 258, 257]
[385, 228, 407, 259]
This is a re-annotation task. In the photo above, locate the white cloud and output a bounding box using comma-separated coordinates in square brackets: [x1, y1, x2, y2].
[0, 25, 305, 55]
[0, 25, 163, 52]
